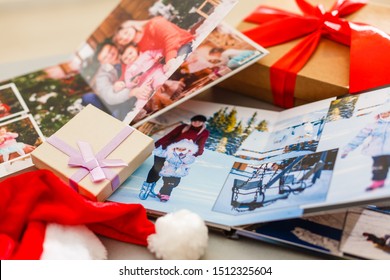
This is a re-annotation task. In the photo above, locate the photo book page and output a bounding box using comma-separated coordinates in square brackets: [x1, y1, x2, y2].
[109, 86, 390, 229]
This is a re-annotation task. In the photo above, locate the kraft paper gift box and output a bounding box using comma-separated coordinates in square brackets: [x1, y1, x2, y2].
[218, 0, 390, 107]
[31, 105, 154, 202]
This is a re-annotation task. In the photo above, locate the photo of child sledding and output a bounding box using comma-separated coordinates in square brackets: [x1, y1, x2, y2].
[139, 114, 209, 202]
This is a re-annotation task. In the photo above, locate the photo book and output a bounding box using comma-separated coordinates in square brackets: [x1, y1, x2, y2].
[1, 0, 389, 260]
[108, 86, 390, 259]
[0, 0, 268, 177]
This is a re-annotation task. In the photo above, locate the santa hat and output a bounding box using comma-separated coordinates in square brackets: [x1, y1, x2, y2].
[0, 169, 208, 260]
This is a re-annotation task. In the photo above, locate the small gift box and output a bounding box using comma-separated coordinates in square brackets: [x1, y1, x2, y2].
[31, 105, 154, 202]
[218, 0, 390, 108]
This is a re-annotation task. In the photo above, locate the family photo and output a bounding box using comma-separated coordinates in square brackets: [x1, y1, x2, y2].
[76, 0, 238, 123]
[110, 99, 280, 226]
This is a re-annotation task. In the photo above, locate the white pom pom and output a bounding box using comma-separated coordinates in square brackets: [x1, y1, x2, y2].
[147, 209, 208, 260]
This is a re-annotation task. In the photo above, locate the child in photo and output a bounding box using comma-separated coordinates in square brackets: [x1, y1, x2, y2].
[113, 17, 194, 73]
[113, 44, 168, 121]
[341, 103, 390, 191]
[0, 127, 26, 162]
[156, 139, 198, 202]
[139, 115, 210, 202]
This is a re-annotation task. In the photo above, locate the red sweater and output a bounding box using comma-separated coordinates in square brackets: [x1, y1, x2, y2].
[155, 124, 209, 156]
[137, 16, 194, 62]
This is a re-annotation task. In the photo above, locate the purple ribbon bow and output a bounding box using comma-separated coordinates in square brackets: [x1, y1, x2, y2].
[47, 126, 134, 191]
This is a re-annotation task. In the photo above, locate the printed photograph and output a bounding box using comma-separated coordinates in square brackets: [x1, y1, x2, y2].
[318, 87, 390, 202]
[325, 95, 359, 122]
[109, 99, 280, 226]
[0, 83, 29, 121]
[76, 0, 238, 123]
[235, 99, 332, 162]
[131, 23, 267, 125]
[244, 212, 346, 256]
[340, 209, 390, 259]
[213, 149, 338, 215]
[0, 115, 44, 176]
[0, 60, 93, 138]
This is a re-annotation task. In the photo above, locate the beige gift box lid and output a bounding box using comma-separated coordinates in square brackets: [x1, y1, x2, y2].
[31, 105, 154, 202]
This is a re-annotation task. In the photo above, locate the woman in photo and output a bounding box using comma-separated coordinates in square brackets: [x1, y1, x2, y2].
[113, 16, 194, 73]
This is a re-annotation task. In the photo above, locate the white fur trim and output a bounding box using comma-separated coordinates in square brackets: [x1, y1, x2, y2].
[40, 223, 107, 260]
[147, 209, 208, 260]
[166, 139, 199, 157]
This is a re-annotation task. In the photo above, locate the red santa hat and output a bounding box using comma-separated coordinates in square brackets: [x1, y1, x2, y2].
[0, 169, 208, 260]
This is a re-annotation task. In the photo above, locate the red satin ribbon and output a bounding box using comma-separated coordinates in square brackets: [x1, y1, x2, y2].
[243, 0, 390, 108]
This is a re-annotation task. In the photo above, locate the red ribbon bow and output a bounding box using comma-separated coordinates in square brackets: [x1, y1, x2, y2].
[243, 0, 390, 108]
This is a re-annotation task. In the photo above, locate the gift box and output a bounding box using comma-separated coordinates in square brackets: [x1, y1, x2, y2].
[218, 0, 390, 107]
[31, 105, 154, 202]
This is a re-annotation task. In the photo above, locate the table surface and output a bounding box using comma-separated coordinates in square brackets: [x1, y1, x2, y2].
[2, 0, 387, 260]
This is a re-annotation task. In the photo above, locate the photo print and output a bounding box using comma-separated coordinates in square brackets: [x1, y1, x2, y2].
[245, 211, 347, 256]
[75, 0, 238, 123]
[132, 23, 268, 125]
[236, 99, 332, 162]
[340, 208, 390, 259]
[318, 87, 390, 201]
[213, 149, 338, 215]
[0, 115, 44, 176]
[0, 60, 93, 137]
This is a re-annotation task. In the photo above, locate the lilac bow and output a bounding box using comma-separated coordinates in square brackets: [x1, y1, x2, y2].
[47, 126, 134, 190]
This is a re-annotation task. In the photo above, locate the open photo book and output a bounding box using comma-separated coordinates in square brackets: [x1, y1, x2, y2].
[108, 85, 390, 258]
[0, 0, 268, 177]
